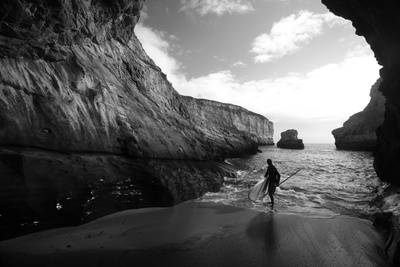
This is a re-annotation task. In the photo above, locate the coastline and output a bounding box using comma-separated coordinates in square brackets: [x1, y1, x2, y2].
[0, 201, 389, 267]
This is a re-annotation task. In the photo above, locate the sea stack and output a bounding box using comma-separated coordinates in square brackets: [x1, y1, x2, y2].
[277, 129, 304, 149]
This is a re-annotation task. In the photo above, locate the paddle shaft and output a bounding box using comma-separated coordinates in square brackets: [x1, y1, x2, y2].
[262, 169, 301, 198]
[278, 169, 302, 186]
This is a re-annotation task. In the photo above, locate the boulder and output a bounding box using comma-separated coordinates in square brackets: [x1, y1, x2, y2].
[277, 129, 304, 149]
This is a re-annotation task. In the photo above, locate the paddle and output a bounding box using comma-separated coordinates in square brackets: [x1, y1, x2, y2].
[262, 169, 302, 198]
[279, 169, 302, 186]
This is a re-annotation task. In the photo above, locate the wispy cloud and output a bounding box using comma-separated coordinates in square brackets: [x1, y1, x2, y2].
[180, 0, 254, 16]
[232, 60, 247, 68]
[139, 4, 149, 21]
[134, 24, 185, 86]
[136, 23, 379, 121]
[213, 55, 227, 62]
[177, 45, 379, 122]
[250, 10, 350, 63]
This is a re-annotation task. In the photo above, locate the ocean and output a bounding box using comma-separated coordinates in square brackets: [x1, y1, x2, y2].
[196, 143, 385, 219]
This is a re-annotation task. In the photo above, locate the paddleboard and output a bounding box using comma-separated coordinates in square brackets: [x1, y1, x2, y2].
[248, 179, 267, 202]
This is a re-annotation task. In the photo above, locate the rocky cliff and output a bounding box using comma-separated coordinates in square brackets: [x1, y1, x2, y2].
[0, 0, 273, 239]
[332, 78, 384, 151]
[322, 0, 400, 264]
[322, 0, 400, 191]
[182, 96, 274, 148]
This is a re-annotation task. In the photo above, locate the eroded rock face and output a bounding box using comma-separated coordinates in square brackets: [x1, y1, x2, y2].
[182, 96, 274, 149]
[0, 0, 207, 160]
[322, 0, 400, 264]
[322, 0, 400, 190]
[332, 78, 384, 151]
[0, 0, 273, 160]
[0, 0, 273, 238]
[277, 129, 304, 149]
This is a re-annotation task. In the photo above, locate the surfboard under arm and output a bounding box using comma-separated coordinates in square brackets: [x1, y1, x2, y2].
[248, 179, 267, 202]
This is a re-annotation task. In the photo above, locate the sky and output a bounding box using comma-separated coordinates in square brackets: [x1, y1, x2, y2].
[134, 0, 381, 143]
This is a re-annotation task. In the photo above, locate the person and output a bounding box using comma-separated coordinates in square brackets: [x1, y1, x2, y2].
[262, 159, 281, 208]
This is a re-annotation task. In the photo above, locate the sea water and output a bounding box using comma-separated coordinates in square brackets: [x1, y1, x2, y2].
[196, 144, 385, 219]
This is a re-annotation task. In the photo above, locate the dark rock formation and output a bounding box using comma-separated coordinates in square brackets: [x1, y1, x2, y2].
[0, 0, 273, 239]
[277, 129, 304, 149]
[322, 0, 400, 264]
[322, 0, 400, 195]
[332, 78, 384, 151]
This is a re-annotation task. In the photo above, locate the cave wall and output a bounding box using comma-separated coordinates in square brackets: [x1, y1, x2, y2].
[0, 0, 210, 160]
[0, 0, 273, 160]
[0, 0, 274, 238]
[322, 0, 400, 187]
[322, 1, 400, 264]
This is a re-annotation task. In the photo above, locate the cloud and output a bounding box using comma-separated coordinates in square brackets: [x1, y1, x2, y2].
[250, 10, 350, 63]
[134, 23, 186, 87]
[232, 60, 247, 67]
[180, 0, 254, 16]
[136, 22, 380, 143]
[139, 5, 149, 21]
[213, 55, 227, 62]
[177, 44, 379, 121]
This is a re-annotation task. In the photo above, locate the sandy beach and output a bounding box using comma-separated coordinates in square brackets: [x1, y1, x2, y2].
[0, 202, 389, 267]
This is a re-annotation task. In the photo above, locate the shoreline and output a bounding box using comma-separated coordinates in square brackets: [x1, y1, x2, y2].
[0, 201, 389, 267]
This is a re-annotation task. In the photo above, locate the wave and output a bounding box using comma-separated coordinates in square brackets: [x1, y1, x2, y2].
[197, 144, 384, 218]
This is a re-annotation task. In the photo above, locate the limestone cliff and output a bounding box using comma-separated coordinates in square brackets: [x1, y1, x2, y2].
[332, 78, 384, 151]
[182, 96, 274, 149]
[0, 0, 273, 239]
[0, 0, 209, 160]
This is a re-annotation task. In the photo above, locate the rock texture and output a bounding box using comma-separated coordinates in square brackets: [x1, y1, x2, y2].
[182, 96, 274, 148]
[332, 78, 385, 151]
[0, 0, 273, 239]
[277, 129, 304, 149]
[322, 0, 400, 264]
[322, 0, 400, 194]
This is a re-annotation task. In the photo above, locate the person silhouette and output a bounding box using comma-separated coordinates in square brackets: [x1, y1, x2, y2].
[262, 159, 281, 208]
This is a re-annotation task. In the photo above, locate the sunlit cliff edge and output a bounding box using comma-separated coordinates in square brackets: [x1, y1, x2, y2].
[0, 0, 273, 238]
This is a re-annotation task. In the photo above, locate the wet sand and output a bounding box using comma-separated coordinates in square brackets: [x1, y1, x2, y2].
[0, 202, 389, 267]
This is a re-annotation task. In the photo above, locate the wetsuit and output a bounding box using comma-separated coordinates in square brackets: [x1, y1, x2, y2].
[263, 165, 280, 195]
